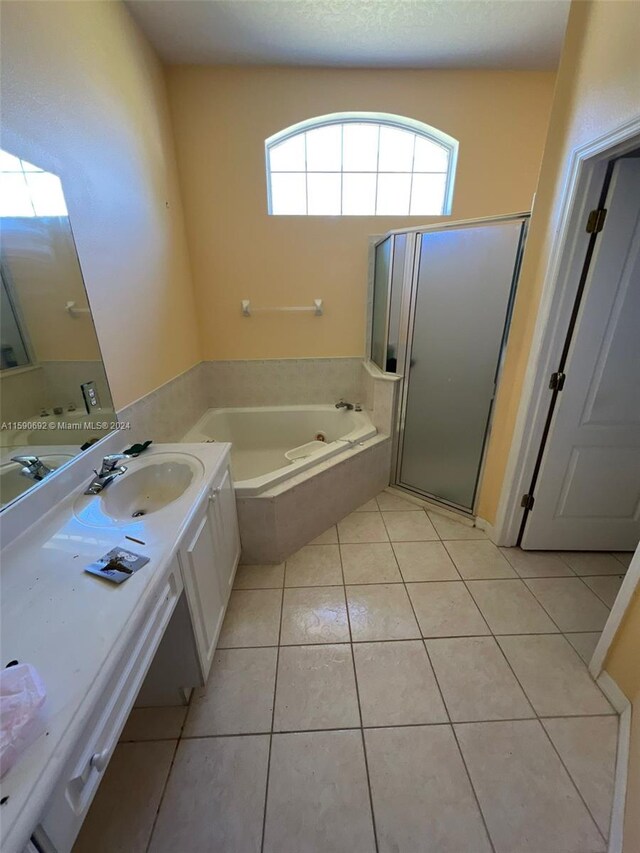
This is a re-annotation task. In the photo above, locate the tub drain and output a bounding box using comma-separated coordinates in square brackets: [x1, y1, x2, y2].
[132, 509, 146, 518]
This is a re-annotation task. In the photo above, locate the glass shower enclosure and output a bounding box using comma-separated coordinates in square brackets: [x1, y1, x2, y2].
[371, 214, 528, 513]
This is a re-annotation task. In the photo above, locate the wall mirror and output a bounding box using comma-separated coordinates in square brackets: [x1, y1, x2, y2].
[0, 148, 116, 510]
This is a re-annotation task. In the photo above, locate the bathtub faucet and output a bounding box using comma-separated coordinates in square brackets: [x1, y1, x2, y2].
[335, 400, 355, 411]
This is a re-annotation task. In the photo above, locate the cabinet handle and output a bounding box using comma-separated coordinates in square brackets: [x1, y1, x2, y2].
[90, 750, 110, 772]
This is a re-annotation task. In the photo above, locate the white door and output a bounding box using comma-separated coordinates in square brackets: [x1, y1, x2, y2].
[522, 158, 640, 550]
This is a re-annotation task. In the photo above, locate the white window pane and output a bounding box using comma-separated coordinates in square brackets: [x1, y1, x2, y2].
[378, 126, 414, 172]
[25, 171, 68, 216]
[342, 173, 376, 215]
[376, 173, 411, 215]
[343, 124, 379, 172]
[0, 173, 33, 216]
[20, 158, 43, 173]
[307, 173, 341, 215]
[410, 173, 447, 215]
[270, 173, 306, 214]
[413, 137, 449, 172]
[305, 125, 341, 171]
[0, 149, 23, 172]
[269, 134, 305, 172]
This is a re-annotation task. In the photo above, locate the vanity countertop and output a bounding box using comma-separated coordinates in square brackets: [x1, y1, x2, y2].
[0, 442, 232, 853]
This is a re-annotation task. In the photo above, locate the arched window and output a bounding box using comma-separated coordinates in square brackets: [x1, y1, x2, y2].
[265, 112, 458, 217]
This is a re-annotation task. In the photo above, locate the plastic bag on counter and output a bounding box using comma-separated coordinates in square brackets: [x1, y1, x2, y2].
[0, 663, 47, 778]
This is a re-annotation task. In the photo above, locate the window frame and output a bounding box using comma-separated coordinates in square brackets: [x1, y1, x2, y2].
[264, 111, 459, 217]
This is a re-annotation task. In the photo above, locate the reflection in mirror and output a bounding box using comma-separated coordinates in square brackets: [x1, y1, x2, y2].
[371, 234, 405, 373]
[0, 149, 116, 509]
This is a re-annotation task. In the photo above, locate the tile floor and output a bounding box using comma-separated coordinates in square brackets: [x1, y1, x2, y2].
[75, 489, 630, 853]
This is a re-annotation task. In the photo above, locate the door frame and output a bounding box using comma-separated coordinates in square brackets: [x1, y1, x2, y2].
[491, 116, 640, 548]
[489, 116, 640, 682]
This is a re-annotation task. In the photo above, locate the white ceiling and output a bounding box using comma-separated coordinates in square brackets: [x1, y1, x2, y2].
[126, 0, 570, 69]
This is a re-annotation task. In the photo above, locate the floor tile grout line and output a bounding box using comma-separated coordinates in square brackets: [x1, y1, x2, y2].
[389, 539, 463, 584]
[217, 626, 621, 653]
[231, 501, 619, 847]
[259, 581, 285, 853]
[611, 551, 633, 568]
[143, 710, 620, 742]
[380, 506, 452, 725]
[464, 575, 566, 636]
[383, 514, 614, 724]
[234, 567, 605, 589]
[573, 572, 620, 610]
[499, 547, 580, 579]
[128, 502, 625, 851]
[378, 508, 498, 853]
[520, 575, 608, 635]
[144, 702, 190, 853]
[339, 541, 381, 853]
[449, 723, 498, 853]
[537, 718, 610, 845]
[455, 575, 496, 638]
[460, 564, 611, 721]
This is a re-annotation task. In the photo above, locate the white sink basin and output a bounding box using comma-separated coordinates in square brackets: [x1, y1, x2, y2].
[0, 454, 75, 507]
[74, 452, 205, 527]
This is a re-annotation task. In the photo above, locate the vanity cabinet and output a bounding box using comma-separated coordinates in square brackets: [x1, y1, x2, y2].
[34, 559, 184, 852]
[179, 457, 240, 681]
[9, 446, 241, 853]
[213, 463, 241, 600]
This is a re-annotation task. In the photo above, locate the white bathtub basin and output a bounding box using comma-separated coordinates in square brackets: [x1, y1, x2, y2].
[182, 405, 377, 496]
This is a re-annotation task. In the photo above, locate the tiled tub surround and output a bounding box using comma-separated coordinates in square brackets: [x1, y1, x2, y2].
[204, 358, 365, 408]
[117, 361, 210, 443]
[237, 436, 392, 564]
[76, 496, 627, 853]
[114, 358, 396, 445]
[114, 358, 398, 562]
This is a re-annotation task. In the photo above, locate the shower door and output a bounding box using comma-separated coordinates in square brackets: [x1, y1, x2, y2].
[395, 217, 527, 512]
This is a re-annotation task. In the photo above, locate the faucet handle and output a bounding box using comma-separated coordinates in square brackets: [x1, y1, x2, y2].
[100, 453, 131, 474]
[11, 455, 40, 466]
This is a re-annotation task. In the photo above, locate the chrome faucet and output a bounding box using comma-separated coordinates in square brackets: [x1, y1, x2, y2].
[335, 400, 355, 411]
[84, 454, 131, 495]
[11, 455, 53, 482]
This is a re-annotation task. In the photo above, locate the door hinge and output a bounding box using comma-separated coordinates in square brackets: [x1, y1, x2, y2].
[586, 208, 607, 234]
[549, 371, 566, 391]
[520, 494, 535, 511]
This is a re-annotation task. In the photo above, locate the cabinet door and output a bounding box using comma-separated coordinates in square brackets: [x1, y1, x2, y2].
[181, 501, 225, 677]
[211, 463, 241, 602]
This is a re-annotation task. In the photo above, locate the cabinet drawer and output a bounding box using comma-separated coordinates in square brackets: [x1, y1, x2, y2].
[39, 562, 182, 851]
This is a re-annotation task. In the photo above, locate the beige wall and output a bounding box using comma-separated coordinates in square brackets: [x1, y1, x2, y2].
[1, 0, 200, 409]
[606, 585, 640, 851]
[477, 0, 640, 522]
[166, 67, 555, 360]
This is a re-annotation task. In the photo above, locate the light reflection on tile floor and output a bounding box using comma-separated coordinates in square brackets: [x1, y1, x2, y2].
[75, 490, 630, 853]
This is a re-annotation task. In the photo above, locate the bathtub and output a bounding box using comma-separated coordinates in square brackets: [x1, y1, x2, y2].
[182, 405, 377, 495]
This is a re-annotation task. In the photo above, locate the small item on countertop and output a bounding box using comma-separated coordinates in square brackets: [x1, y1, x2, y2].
[0, 663, 47, 778]
[125, 535, 146, 546]
[84, 546, 150, 585]
[122, 440, 153, 457]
